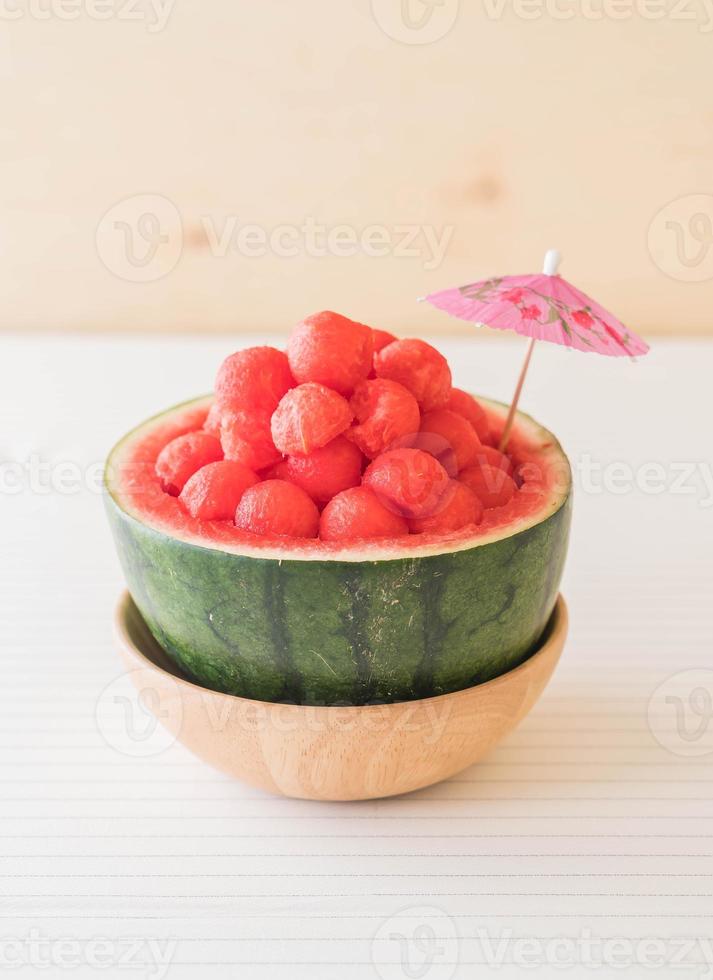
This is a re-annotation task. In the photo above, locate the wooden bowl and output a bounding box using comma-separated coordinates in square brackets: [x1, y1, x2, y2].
[114, 592, 568, 801]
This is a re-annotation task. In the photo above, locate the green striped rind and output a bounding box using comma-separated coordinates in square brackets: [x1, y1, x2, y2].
[105, 488, 571, 705]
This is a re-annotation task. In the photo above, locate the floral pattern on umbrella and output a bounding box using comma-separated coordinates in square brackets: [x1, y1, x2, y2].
[426, 273, 648, 357]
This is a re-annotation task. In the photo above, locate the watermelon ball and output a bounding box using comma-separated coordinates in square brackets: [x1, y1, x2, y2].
[287, 311, 373, 396]
[371, 328, 397, 353]
[409, 481, 484, 535]
[320, 486, 409, 542]
[459, 462, 517, 510]
[271, 382, 353, 455]
[220, 409, 281, 471]
[368, 329, 397, 378]
[363, 448, 450, 519]
[215, 346, 294, 414]
[282, 435, 363, 505]
[473, 444, 514, 475]
[373, 338, 452, 412]
[419, 408, 480, 472]
[386, 431, 456, 479]
[235, 480, 320, 539]
[155, 431, 223, 496]
[348, 379, 420, 459]
[179, 460, 259, 521]
[447, 388, 491, 443]
[512, 459, 545, 491]
[203, 401, 223, 437]
[260, 458, 291, 481]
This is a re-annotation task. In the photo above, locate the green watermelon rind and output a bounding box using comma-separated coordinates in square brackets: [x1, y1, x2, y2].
[104, 397, 572, 705]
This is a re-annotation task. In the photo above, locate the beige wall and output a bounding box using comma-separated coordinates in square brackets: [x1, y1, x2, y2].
[3, 0, 713, 336]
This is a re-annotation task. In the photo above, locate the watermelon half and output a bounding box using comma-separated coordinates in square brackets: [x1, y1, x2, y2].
[105, 396, 571, 705]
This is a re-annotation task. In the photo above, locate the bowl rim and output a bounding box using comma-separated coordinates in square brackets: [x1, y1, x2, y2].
[115, 591, 568, 715]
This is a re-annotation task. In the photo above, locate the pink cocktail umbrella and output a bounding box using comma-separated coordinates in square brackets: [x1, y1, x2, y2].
[424, 250, 649, 451]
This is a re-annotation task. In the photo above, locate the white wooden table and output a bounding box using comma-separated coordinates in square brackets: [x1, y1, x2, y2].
[1, 335, 712, 978]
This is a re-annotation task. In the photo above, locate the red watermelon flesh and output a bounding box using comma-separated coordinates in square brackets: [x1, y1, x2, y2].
[280, 436, 363, 505]
[271, 383, 353, 455]
[320, 486, 409, 542]
[373, 338, 452, 412]
[155, 431, 223, 496]
[371, 328, 397, 354]
[408, 480, 484, 535]
[362, 448, 451, 520]
[460, 461, 517, 510]
[133, 314, 571, 550]
[419, 408, 480, 472]
[179, 460, 259, 521]
[235, 480, 320, 539]
[220, 409, 281, 471]
[215, 347, 294, 415]
[112, 394, 567, 557]
[348, 379, 420, 459]
[287, 311, 373, 396]
[473, 445, 514, 475]
[203, 401, 223, 437]
[447, 388, 491, 443]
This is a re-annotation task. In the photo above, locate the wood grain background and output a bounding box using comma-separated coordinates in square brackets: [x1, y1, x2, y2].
[3, 0, 713, 335]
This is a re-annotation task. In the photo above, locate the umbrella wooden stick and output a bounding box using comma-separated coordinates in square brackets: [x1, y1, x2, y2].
[498, 248, 561, 453]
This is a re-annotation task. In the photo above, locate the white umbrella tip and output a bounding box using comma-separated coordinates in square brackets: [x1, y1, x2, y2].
[543, 248, 561, 276]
